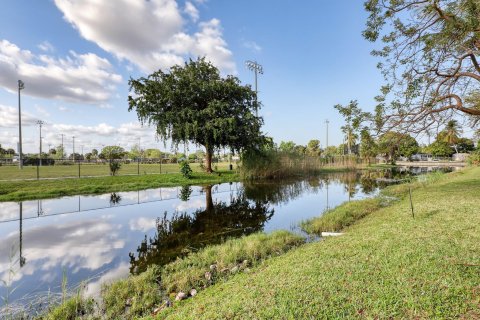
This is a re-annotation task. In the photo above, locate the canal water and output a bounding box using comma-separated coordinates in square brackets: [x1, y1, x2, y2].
[0, 167, 452, 312]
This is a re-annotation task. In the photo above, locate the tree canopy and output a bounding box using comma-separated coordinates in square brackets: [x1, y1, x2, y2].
[364, 0, 480, 134]
[378, 132, 419, 163]
[128, 58, 264, 172]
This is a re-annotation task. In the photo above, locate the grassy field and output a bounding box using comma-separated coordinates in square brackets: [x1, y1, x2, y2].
[154, 167, 480, 319]
[0, 170, 238, 202]
[0, 162, 234, 180]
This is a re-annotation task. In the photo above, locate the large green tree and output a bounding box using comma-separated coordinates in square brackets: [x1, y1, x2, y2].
[378, 132, 419, 163]
[128, 58, 264, 173]
[364, 0, 480, 134]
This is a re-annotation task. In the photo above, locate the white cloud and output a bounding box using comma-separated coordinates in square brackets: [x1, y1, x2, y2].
[243, 40, 262, 53]
[84, 262, 130, 297]
[37, 41, 55, 53]
[0, 104, 38, 128]
[0, 39, 122, 104]
[0, 218, 125, 284]
[129, 217, 157, 232]
[52, 123, 117, 137]
[184, 1, 199, 22]
[54, 0, 236, 74]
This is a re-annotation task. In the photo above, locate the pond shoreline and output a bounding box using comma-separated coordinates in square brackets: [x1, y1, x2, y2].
[0, 166, 380, 202]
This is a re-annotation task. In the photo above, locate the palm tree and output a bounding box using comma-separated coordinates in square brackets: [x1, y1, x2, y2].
[341, 126, 358, 155]
[441, 120, 461, 144]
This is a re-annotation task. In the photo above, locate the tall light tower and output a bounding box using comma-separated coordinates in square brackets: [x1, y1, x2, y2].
[245, 60, 263, 117]
[18, 80, 25, 169]
[36, 120, 45, 166]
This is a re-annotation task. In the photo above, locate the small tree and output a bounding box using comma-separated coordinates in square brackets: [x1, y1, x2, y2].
[109, 161, 122, 176]
[100, 146, 125, 160]
[128, 58, 264, 173]
[359, 128, 377, 163]
[179, 161, 193, 179]
[307, 139, 321, 156]
[279, 141, 296, 153]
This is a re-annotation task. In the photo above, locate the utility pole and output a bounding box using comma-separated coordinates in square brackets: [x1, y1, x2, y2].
[72, 136, 75, 162]
[61, 133, 65, 159]
[245, 60, 264, 117]
[36, 120, 45, 166]
[18, 80, 25, 169]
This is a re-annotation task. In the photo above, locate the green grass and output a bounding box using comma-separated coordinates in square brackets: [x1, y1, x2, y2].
[38, 231, 304, 319]
[301, 197, 384, 234]
[160, 230, 304, 294]
[154, 167, 480, 319]
[0, 170, 238, 202]
[0, 162, 234, 180]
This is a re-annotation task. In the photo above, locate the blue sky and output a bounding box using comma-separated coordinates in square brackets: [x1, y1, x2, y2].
[0, 0, 383, 154]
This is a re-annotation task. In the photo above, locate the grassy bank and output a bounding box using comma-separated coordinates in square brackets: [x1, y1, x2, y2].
[0, 171, 238, 202]
[155, 167, 480, 319]
[39, 231, 304, 319]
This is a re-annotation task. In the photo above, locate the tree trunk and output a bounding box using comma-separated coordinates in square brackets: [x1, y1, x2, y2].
[205, 147, 213, 173]
[204, 185, 213, 212]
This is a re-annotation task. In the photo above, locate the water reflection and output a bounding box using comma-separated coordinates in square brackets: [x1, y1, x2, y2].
[129, 185, 274, 274]
[0, 167, 455, 312]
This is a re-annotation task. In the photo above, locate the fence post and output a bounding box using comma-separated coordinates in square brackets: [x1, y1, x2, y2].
[78, 162, 81, 178]
[159, 158, 162, 174]
[137, 158, 140, 175]
[36, 164, 39, 180]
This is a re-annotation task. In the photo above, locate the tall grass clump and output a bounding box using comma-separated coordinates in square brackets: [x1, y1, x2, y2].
[101, 265, 162, 319]
[301, 198, 383, 234]
[240, 149, 369, 180]
[161, 230, 304, 293]
[302, 170, 451, 235]
[38, 295, 95, 320]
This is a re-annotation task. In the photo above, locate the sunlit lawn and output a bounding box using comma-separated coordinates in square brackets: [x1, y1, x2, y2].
[0, 162, 235, 180]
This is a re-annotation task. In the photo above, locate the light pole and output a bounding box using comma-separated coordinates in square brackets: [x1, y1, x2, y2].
[36, 120, 45, 166]
[72, 136, 75, 162]
[61, 133, 65, 159]
[18, 80, 25, 169]
[245, 60, 263, 117]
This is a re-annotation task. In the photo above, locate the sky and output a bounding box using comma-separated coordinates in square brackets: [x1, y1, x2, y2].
[0, 0, 385, 155]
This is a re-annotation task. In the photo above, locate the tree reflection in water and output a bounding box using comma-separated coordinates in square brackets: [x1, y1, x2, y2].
[129, 169, 408, 274]
[129, 185, 274, 274]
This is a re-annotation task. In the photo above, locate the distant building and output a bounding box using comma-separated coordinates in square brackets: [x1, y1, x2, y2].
[452, 153, 469, 162]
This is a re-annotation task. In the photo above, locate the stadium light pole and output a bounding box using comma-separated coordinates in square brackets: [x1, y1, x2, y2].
[245, 60, 263, 117]
[36, 120, 45, 166]
[18, 80, 25, 169]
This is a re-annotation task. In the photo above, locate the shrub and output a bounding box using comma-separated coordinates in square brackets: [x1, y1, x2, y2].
[467, 149, 480, 166]
[109, 161, 122, 176]
[179, 161, 192, 179]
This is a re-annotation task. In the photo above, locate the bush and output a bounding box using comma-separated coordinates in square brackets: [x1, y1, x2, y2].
[467, 149, 480, 166]
[109, 161, 122, 176]
[179, 161, 192, 179]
